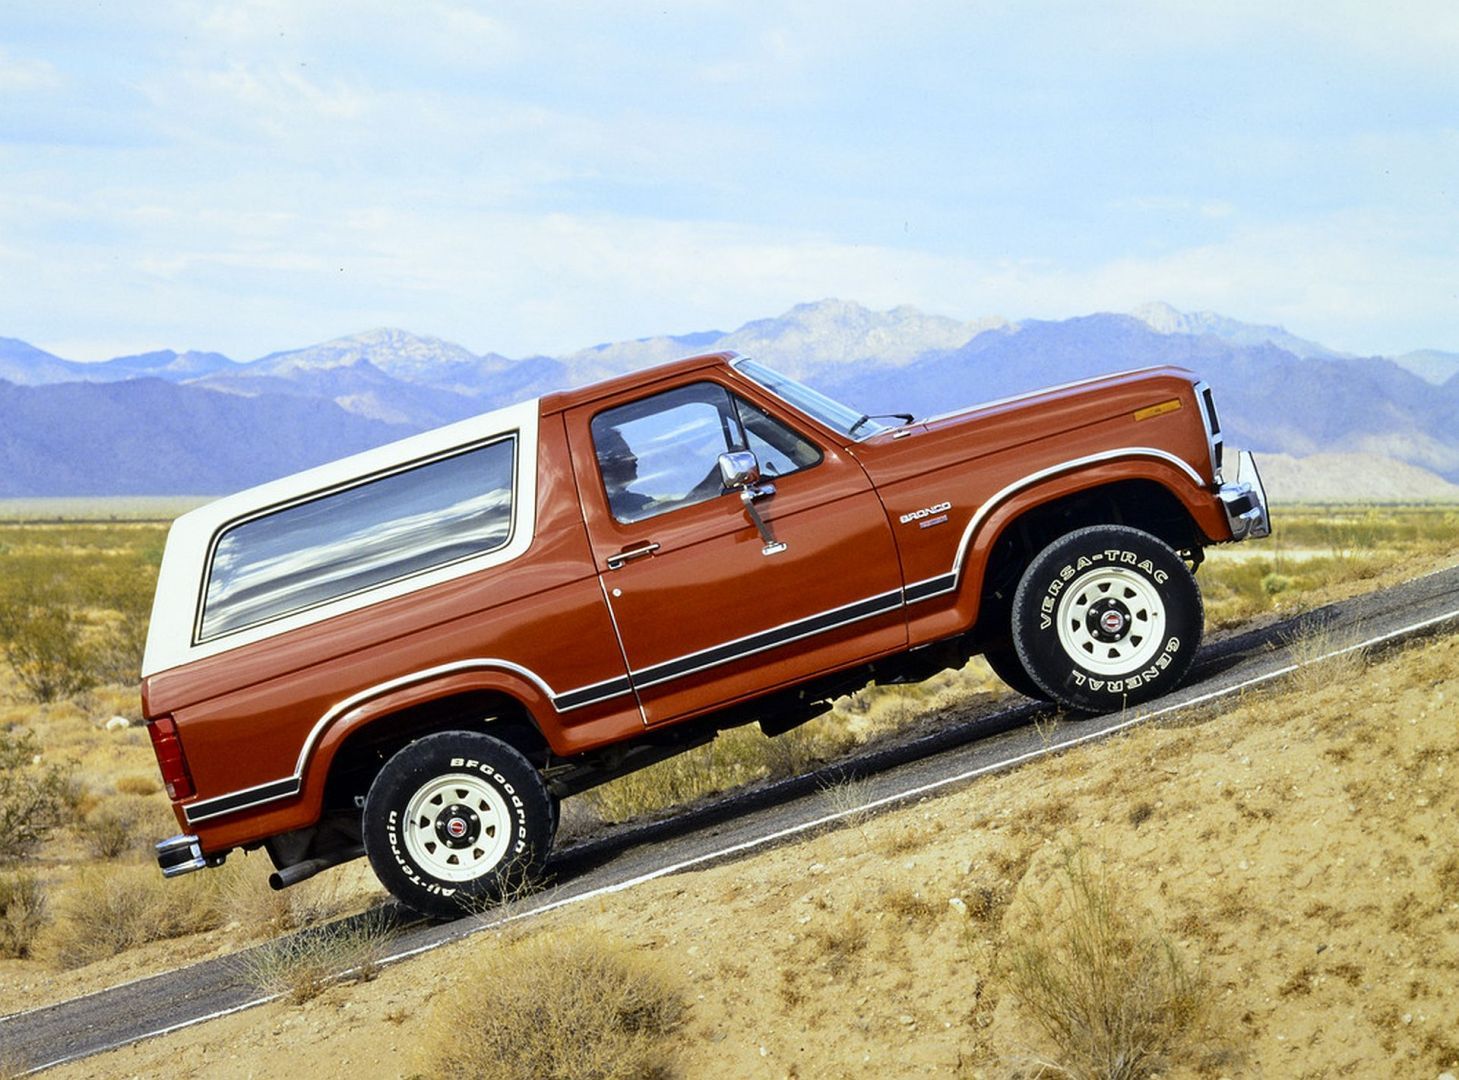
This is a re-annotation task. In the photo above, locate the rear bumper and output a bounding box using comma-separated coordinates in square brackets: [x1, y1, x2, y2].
[1218, 449, 1271, 541]
[156, 833, 207, 877]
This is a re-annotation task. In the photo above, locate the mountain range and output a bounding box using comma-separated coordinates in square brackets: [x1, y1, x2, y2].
[2, 301, 1457, 499]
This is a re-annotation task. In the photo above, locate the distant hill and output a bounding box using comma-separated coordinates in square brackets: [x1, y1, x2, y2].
[1, 301, 1456, 497]
[821, 314, 1459, 480]
[1393, 349, 1459, 386]
[1129, 301, 1347, 360]
[1257, 453, 1459, 503]
[0, 379, 408, 497]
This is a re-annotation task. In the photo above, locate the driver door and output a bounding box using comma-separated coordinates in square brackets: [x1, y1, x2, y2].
[565, 375, 906, 727]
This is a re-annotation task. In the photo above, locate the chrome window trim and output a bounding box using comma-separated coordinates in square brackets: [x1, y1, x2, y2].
[142, 399, 541, 677]
[195, 433, 520, 645]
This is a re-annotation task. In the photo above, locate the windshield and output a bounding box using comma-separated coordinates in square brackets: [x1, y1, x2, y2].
[732, 358, 891, 440]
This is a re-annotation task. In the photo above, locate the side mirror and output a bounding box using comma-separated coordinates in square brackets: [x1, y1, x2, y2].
[718, 450, 762, 490]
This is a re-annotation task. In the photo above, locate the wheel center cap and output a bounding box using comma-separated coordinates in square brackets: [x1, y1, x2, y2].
[435, 803, 481, 848]
[1087, 598, 1131, 642]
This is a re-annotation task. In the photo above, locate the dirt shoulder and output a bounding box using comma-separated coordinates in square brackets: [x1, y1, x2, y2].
[45, 626, 1459, 1079]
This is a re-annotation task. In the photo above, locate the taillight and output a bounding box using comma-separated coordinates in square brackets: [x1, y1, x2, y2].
[147, 715, 196, 801]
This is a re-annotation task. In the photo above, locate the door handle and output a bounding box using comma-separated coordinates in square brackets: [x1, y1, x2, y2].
[606, 542, 660, 570]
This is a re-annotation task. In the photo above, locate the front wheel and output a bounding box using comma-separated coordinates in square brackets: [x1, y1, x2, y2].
[363, 731, 553, 918]
[1010, 525, 1202, 713]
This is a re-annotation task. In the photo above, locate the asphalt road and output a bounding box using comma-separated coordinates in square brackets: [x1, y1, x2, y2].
[4, 563, 1458, 1074]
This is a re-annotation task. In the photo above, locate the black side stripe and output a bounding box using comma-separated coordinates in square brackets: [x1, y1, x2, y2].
[631, 589, 906, 689]
[185, 777, 301, 824]
[179, 575, 965, 823]
[903, 573, 958, 603]
[553, 675, 634, 712]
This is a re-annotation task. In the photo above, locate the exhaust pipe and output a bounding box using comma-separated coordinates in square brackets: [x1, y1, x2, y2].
[268, 844, 366, 891]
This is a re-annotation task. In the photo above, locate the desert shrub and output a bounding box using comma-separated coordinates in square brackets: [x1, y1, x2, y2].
[238, 910, 394, 1004]
[0, 592, 96, 702]
[85, 563, 155, 685]
[0, 728, 76, 862]
[1285, 619, 1367, 697]
[42, 863, 228, 969]
[77, 795, 172, 860]
[0, 870, 48, 959]
[114, 774, 161, 797]
[420, 929, 686, 1080]
[1003, 847, 1215, 1079]
[223, 858, 355, 939]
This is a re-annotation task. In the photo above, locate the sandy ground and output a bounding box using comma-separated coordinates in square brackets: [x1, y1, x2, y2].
[36, 627, 1459, 1079]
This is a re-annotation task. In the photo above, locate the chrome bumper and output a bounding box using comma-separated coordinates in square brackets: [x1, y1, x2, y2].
[1218, 449, 1271, 541]
[156, 833, 207, 878]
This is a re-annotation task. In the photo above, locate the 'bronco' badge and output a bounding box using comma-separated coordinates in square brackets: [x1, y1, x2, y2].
[900, 501, 951, 525]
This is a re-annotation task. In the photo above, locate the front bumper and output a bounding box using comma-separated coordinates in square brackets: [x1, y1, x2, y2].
[1218, 449, 1271, 541]
[156, 833, 207, 877]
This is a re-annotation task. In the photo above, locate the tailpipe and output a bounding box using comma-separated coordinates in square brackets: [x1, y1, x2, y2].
[268, 844, 366, 891]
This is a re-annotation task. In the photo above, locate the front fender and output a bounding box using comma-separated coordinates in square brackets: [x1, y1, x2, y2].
[950, 452, 1228, 631]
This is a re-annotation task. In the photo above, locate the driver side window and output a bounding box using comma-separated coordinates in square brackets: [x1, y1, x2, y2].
[591, 383, 820, 523]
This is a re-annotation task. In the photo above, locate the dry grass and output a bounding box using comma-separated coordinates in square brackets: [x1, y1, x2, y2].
[238, 910, 394, 1005]
[221, 857, 363, 939]
[1284, 617, 1369, 697]
[418, 928, 686, 1080]
[0, 870, 47, 960]
[39, 863, 229, 969]
[1198, 505, 1459, 628]
[1001, 845, 1221, 1079]
[113, 774, 160, 797]
[77, 794, 176, 860]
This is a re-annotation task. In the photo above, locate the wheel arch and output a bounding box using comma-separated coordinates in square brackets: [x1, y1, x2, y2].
[302, 669, 555, 818]
[958, 459, 1218, 642]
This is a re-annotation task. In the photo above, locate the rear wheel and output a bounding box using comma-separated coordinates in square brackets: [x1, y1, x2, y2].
[363, 731, 553, 918]
[1010, 525, 1202, 713]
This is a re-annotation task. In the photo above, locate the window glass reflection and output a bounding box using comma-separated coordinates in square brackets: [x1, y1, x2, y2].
[201, 439, 515, 640]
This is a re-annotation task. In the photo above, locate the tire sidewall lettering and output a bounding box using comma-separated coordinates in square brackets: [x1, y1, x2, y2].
[1012, 526, 1203, 712]
[364, 732, 552, 917]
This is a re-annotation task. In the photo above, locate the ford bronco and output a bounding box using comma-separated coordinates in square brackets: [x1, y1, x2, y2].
[144, 352, 1268, 915]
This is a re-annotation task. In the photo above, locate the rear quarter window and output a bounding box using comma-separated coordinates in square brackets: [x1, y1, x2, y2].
[199, 437, 516, 641]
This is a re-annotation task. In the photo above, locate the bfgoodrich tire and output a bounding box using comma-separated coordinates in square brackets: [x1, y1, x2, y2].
[1010, 525, 1202, 713]
[363, 731, 553, 918]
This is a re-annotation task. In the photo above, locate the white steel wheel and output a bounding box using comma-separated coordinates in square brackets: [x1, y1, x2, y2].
[1053, 566, 1167, 677]
[362, 731, 553, 919]
[1010, 524, 1203, 714]
[401, 772, 513, 883]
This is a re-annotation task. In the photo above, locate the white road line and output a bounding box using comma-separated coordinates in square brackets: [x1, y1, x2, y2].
[390, 602, 1459, 954]
[18, 601, 1459, 1075]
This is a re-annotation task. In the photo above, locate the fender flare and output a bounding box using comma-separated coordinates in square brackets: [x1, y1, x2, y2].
[297, 661, 559, 807]
[948, 450, 1224, 629]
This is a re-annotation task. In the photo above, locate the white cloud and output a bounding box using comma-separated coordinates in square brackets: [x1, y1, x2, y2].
[0, 47, 61, 93]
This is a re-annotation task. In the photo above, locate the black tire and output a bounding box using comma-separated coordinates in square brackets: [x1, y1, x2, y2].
[362, 731, 553, 918]
[1010, 525, 1202, 713]
[981, 641, 1049, 701]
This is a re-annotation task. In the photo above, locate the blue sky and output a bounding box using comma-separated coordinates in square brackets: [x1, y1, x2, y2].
[1, 1, 1455, 361]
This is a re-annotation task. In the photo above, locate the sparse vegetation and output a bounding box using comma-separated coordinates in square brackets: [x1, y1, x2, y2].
[0, 522, 164, 701]
[40, 864, 229, 969]
[419, 929, 686, 1080]
[3, 506, 1458, 1072]
[1002, 846, 1218, 1079]
[1197, 504, 1459, 628]
[239, 911, 395, 1005]
[0, 871, 48, 959]
[1284, 617, 1369, 696]
[0, 728, 76, 863]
